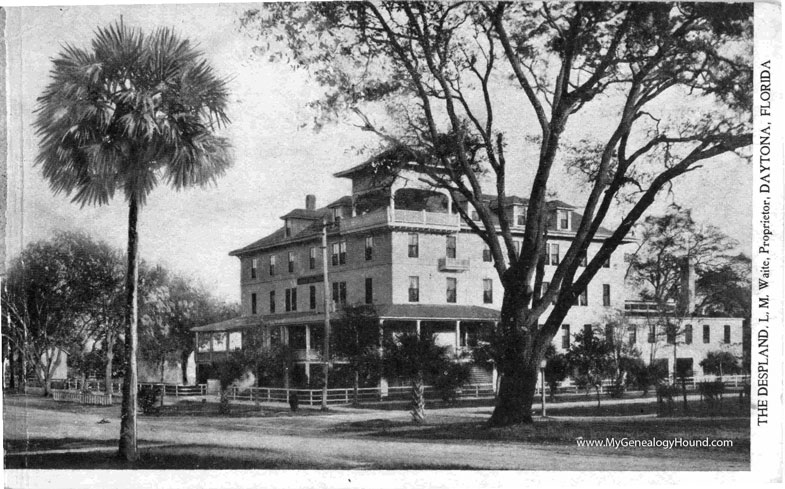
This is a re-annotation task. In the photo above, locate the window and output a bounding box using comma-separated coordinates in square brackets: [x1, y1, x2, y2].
[549, 243, 560, 265]
[514, 240, 521, 257]
[482, 245, 492, 262]
[288, 251, 295, 273]
[310, 247, 317, 270]
[576, 289, 587, 306]
[365, 236, 374, 261]
[365, 277, 373, 304]
[703, 325, 710, 344]
[446, 277, 457, 303]
[269, 291, 276, 313]
[331, 243, 339, 266]
[446, 236, 457, 259]
[408, 276, 420, 302]
[332, 282, 347, 307]
[602, 284, 611, 307]
[557, 210, 570, 230]
[285, 288, 298, 312]
[561, 325, 570, 349]
[648, 325, 656, 344]
[666, 324, 676, 344]
[408, 233, 419, 258]
[583, 324, 593, 337]
[269, 255, 276, 276]
[331, 241, 347, 266]
[309, 285, 317, 310]
[579, 250, 587, 267]
[251, 293, 257, 315]
[471, 210, 479, 221]
[285, 220, 292, 238]
[250, 258, 258, 279]
[724, 325, 731, 344]
[483, 279, 493, 304]
[332, 207, 342, 221]
[685, 324, 693, 344]
[212, 332, 227, 352]
[603, 256, 611, 268]
[628, 326, 637, 346]
[516, 207, 527, 226]
[229, 332, 242, 351]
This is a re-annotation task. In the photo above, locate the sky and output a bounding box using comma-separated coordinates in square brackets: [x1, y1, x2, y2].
[3, 4, 753, 303]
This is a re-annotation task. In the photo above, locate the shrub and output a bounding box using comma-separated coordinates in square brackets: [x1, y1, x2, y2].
[139, 385, 163, 415]
[656, 384, 680, 417]
[433, 362, 471, 403]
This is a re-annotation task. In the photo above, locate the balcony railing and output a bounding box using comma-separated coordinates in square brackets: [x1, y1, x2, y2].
[339, 208, 461, 233]
[438, 257, 471, 272]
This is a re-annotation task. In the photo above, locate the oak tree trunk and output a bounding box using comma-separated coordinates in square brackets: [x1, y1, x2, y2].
[119, 196, 139, 462]
[488, 361, 539, 426]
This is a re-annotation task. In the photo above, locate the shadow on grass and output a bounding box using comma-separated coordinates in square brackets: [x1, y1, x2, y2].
[332, 417, 750, 455]
[4, 437, 119, 453]
[4, 442, 475, 470]
[146, 400, 331, 418]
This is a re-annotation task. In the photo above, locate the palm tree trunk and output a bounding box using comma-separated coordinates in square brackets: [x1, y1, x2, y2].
[411, 371, 425, 424]
[353, 369, 359, 406]
[119, 196, 139, 462]
[105, 331, 114, 397]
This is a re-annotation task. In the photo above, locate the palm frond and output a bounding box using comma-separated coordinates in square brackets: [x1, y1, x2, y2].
[34, 19, 233, 208]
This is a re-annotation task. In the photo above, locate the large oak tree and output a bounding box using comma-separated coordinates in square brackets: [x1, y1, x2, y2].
[243, 2, 752, 424]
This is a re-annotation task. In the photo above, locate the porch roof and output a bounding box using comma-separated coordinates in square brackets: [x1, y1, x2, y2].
[190, 316, 262, 333]
[375, 304, 500, 321]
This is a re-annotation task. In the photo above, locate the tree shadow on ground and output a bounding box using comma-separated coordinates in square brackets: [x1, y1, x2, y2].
[331, 417, 750, 456]
[3, 442, 475, 470]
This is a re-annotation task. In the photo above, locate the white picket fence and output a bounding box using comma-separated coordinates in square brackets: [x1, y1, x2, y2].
[51, 389, 114, 406]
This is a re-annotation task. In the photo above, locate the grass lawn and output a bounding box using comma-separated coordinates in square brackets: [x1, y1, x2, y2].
[4, 393, 749, 470]
[332, 415, 749, 461]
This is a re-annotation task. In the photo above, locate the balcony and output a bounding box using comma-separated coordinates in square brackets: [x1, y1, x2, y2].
[338, 208, 461, 234]
[438, 257, 471, 272]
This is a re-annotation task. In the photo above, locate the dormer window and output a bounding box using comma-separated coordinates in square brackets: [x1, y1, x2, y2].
[516, 206, 527, 226]
[332, 207, 343, 221]
[285, 219, 292, 238]
[557, 210, 570, 230]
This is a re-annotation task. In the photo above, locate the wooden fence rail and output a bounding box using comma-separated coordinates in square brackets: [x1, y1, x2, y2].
[51, 389, 114, 406]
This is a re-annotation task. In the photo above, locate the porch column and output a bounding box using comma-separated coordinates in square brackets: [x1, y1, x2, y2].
[305, 325, 311, 360]
[378, 319, 388, 397]
[415, 320, 421, 336]
[455, 320, 461, 354]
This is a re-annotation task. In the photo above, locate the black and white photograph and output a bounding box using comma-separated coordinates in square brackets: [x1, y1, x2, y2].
[0, 1, 782, 486]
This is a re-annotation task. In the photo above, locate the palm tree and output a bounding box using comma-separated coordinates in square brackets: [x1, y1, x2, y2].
[383, 332, 451, 424]
[34, 20, 231, 461]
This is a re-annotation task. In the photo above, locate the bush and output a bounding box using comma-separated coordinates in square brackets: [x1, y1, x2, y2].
[698, 380, 725, 400]
[607, 382, 626, 398]
[432, 362, 471, 403]
[655, 384, 681, 416]
[139, 385, 163, 415]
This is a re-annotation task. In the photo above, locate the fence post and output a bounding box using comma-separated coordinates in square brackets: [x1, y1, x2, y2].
[345, 389, 349, 404]
[309, 390, 313, 406]
[267, 388, 271, 402]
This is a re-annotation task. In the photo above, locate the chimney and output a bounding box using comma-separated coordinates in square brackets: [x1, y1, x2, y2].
[679, 257, 696, 316]
[305, 194, 316, 210]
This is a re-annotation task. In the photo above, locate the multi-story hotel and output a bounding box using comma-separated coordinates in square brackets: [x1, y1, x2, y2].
[192, 155, 744, 387]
